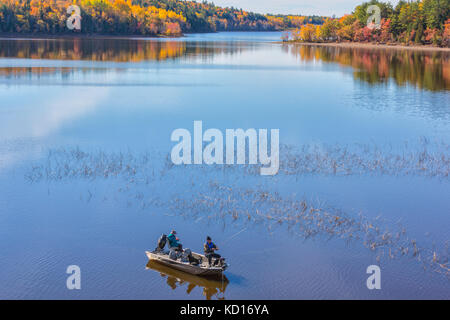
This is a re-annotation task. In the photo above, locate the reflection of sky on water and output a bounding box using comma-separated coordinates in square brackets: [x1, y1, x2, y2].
[0, 87, 109, 173]
[0, 33, 449, 299]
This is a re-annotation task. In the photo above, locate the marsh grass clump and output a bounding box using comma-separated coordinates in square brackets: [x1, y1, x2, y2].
[26, 140, 450, 183]
[167, 182, 449, 277]
[160, 140, 450, 179]
[25, 143, 450, 277]
[26, 147, 163, 184]
[274, 141, 449, 178]
[159, 140, 450, 179]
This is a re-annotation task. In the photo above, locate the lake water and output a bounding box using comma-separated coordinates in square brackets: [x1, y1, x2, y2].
[0, 32, 449, 299]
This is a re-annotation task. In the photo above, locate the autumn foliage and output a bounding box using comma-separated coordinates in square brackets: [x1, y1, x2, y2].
[287, 0, 450, 47]
[0, 0, 325, 36]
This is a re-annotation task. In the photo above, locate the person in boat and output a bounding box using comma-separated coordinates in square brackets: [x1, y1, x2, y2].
[204, 236, 221, 266]
[168, 230, 183, 251]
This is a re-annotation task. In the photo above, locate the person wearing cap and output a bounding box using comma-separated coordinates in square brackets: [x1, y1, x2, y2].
[203, 236, 221, 266]
[168, 230, 183, 251]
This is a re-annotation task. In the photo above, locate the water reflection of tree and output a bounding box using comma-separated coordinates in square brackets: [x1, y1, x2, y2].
[0, 39, 250, 77]
[0, 39, 248, 62]
[0, 67, 74, 77]
[286, 44, 449, 91]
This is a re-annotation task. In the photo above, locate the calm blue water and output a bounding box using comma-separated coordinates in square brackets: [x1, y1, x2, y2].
[0, 32, 449, 299]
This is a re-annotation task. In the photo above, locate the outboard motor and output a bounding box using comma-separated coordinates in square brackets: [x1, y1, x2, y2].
[156, 234, 167, 252]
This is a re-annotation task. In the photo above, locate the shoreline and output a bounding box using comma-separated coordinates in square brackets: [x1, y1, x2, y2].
[1, 32, 449, 53]
[0, 32, 184, 40]
[0, 30, 276, 40]
[285, 41, 450, 52]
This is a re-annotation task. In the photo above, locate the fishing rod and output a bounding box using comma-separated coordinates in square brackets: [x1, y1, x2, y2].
[221, 227, 248, 245]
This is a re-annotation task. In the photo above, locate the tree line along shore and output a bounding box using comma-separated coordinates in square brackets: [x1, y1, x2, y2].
[0, 0, 325, 36]
[283, 0, 450, 48]
[0, 0, 448, 48]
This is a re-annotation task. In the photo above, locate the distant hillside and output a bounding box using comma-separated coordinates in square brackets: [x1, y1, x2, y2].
[0, 0, 326, 36]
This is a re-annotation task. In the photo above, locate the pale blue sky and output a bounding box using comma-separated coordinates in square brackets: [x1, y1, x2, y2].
[212, 0, 399, 16]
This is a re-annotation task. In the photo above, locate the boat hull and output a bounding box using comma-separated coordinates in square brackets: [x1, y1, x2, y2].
[145, 251, 226, 277]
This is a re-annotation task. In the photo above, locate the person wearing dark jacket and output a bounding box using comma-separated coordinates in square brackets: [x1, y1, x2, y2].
[203, 236, 221, 266]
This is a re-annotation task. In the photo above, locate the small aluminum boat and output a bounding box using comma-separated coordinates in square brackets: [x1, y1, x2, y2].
[145, 250, 227, 277]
